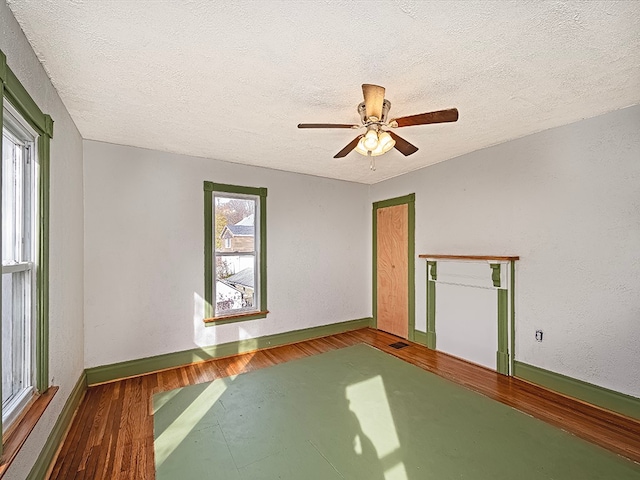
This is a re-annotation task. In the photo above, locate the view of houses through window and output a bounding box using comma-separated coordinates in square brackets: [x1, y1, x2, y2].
[214, 194, 258, 315]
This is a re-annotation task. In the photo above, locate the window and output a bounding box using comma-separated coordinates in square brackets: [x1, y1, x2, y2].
[204, 182, 267, 324]
[2, 103, 37, 430]
[0, 49, 53, 450]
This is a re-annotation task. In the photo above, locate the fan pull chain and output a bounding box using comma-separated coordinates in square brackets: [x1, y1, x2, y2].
[369, 154, 376, 171]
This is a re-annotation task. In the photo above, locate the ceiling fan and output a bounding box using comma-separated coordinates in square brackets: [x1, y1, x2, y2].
[298, 84, 458, 169]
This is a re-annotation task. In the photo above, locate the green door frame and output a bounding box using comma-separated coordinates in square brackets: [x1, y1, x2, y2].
[372, 194, 415, 341]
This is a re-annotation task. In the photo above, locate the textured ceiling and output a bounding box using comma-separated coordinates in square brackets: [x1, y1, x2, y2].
[7, 1, 640, 184]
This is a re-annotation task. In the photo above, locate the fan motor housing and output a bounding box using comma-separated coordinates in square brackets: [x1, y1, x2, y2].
[358, 100, 391, 124]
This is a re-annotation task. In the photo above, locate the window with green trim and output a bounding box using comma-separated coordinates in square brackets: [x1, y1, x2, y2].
[204, 182, 267, 323]
[0, 49, 53, 451]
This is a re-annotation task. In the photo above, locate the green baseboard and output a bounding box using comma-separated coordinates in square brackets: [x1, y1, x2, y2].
[26, 372, 87, 480]
[86, 317, 373, 385]
[513, 361, 640, 420]
[413, 330, 428, 346]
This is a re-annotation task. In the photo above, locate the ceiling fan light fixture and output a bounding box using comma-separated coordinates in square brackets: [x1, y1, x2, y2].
[369, 146, 386, 157]
[355, 130, 396, 157]
[355, 136, 370, 156]
[376, 131, 395, 154]
[298, 84, 458, 162]
[363, 129, 379, 150]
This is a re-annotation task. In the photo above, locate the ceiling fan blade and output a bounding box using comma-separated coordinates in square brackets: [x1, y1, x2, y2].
[391, 108, 459, 127]
[362, 84, 385, 120]
[298, 123, 359, 129]
[388, 131, 419, 156]
[334, 136, 362, 158]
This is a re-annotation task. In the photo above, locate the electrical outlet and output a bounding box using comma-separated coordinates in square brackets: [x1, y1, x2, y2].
[535, 330, 543, 342]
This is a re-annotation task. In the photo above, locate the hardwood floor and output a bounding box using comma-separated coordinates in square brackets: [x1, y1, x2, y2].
[48, 328, 640, 479]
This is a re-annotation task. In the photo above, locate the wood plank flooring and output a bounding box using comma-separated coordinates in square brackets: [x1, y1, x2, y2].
[48, 328, 640, 479]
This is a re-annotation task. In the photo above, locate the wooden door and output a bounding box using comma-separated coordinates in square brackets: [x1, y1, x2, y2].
[376, 203, 409, 338]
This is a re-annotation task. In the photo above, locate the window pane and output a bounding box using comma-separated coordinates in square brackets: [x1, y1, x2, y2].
[1, 273, 14, 406]
[2, 271, 31, 408]
[2, 116, 35, 428]
[215, 255, 256, 314]
[212, 190, 260, 317]
[215, 196, 255, 253]
[2, 133, 20, 264]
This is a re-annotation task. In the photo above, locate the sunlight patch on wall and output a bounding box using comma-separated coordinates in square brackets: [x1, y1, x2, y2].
[193, 291, 214, 347]
[238, 326, 254, 341]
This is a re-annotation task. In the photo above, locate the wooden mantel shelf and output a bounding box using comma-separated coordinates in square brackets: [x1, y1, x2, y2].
[418, 254, 520, 261]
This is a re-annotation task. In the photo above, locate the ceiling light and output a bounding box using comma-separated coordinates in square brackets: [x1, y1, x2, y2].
[363, 129, 379, 150]
[355, 137, 370, 156]
[374, 131, 395, 155]
[299, 83, 459, 161]
[354, 130, 396, 157]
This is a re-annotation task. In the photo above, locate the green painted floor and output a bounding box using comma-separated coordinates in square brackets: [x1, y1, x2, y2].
[153, 345, 640, 479]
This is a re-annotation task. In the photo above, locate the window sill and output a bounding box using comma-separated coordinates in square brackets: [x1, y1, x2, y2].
[204, 310, 269, 326]
[0, 386, 58, 478]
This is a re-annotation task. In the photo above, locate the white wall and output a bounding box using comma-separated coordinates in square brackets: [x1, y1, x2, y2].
[83, 140, 371, 368]
[0, 3, 85, 479]
[371, 105, 640, 398]
[433, 261, 501, 370]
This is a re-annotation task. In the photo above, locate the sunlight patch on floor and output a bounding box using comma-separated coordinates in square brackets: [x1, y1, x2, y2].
[152, 388, 181, 414]
[346, 375, 408, 479]
[155, 379, 229, 468]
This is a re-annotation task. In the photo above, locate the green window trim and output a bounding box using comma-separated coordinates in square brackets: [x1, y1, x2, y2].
[203, 310, 269, 326]
[1, 53, 53, 139]
[0, 48, 53, 455]
[203, 181, 267, 323]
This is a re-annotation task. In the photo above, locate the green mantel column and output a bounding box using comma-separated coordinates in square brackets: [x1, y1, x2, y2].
[426, 261, 437, 349]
